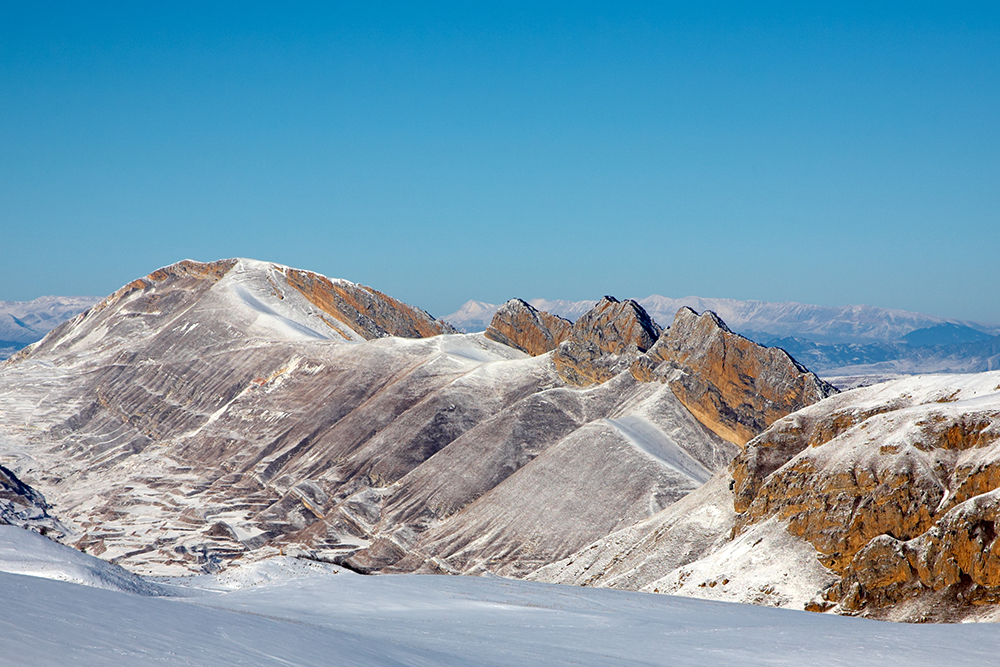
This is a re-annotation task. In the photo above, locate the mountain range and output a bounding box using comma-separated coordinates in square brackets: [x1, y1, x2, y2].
[447, 297, 1000, 377]
[1, 257, 999, 625]
[0, 296, 102, 358]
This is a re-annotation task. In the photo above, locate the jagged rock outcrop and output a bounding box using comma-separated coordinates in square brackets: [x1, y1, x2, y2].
[0, 465, 66, 538]
[634, 307, 836, 446]
[726, 372, 1000, 620]
[552, 297, 661, 386]
[484, 299, 571, 356]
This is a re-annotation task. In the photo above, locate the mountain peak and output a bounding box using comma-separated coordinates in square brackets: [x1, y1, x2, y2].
[637, 307, 836, 446]
[484, 299, 572, 356]
[552, 297, 661, 386]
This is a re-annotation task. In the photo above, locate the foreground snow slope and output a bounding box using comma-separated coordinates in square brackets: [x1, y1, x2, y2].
[3, 556, 1000, 666]
[0, 525, 164, 595]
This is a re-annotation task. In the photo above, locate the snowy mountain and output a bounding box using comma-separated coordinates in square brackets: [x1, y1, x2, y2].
[4, 256, 1000, 630]
[0, 258, 824, 580]
[0, 295, 101, 359]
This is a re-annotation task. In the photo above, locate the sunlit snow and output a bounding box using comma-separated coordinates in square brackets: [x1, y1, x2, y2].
[1, 526, 999, 666]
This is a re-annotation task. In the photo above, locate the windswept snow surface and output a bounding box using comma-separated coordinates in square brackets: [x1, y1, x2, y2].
[605, 415, 712, 484]
[0, 526, 165, 595]
[2, 554, 1000, 666]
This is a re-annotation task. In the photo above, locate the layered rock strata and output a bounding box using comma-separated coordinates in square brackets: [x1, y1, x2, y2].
[552, 296, 661, 386]
[484, 299, 572, 356]
[0, 259, 742, 578]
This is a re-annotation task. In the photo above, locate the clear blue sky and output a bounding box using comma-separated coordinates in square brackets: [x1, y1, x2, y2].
[2, 2, 998, 322]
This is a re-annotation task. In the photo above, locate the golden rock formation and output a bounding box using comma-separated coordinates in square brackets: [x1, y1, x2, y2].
[639, 307, 835, 447]
[729, 376, 1000, 619]
[552, 296, 661, 386]
[484, 299, 572, 356]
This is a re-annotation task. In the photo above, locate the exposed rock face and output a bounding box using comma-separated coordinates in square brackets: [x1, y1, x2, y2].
[635, 307, 836, 447]
[282, 267, 456, 340]
[484, 299, 572, 356]
[552, 297, 661, 386]
[727, 372, 1000, 620]
[0, 465, 66, 538]
[0, 258, 740, 578]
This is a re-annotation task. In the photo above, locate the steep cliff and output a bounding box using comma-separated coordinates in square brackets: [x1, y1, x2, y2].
[484, 299, 571, 356]
[637, 307, 836, 446]
[730, 372, 1000, 620]
[552, 296, 661, 386]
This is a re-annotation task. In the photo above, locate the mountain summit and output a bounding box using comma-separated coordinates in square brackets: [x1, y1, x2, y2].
[0, 258, 826, 579]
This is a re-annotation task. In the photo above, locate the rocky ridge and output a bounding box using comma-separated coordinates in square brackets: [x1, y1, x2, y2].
[484, 299, 571, 356]
[535, 371, 1000, 622]
[489, 298, 834, 448]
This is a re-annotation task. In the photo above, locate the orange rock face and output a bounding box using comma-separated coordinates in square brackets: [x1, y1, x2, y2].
[640, 308, 835, 447]
[729, 375, 1000, 619]
[282, 268, 456, 340]
[552, 297, 661, 386]
[484, 299, 572, 356]
[485, 299, 572, 356]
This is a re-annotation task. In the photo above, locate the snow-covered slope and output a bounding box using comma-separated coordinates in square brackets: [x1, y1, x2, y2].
[0, 525, 164, 595]
[4, 552, 1000, 666]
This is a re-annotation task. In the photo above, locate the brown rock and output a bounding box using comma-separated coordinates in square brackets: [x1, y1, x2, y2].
[727, 374, 1000, 619]
[282, 267, 456, 340]
[641, 307, 835, 447]
[484, 299, 572, 356]
[552, 297, 661, 386]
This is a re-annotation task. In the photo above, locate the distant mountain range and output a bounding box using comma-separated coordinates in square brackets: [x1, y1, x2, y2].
[446, 297, 1000, 377]
[0, 296, 102, 359]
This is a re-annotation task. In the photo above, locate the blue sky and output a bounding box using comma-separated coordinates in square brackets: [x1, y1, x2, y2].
[2, 2, 998, 322]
